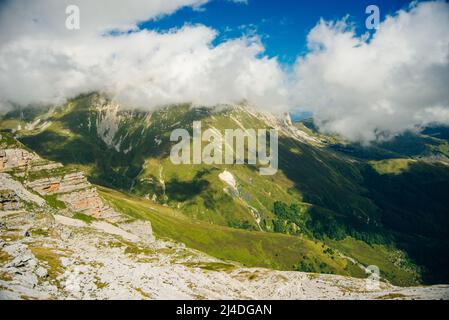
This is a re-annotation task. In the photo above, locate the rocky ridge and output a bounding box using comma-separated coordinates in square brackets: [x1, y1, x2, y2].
[2, 206, 449, 300]
[0, 134, 121, 222]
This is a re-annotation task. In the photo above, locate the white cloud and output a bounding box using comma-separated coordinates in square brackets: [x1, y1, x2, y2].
[0, 0, 288, 113]
[0, 0, 209, 41]
[292, 1, 449, 142]
[1, 0, 448, 143]
[228, 0, 249, 4]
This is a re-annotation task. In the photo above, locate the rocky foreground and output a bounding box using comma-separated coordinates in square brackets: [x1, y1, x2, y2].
[1, 134, 449, 300]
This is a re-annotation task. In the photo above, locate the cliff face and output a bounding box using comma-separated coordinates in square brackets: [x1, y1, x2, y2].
[0, 134, 121, 222]
[0, 149, 40, 171]
[0, 190, 19, 211]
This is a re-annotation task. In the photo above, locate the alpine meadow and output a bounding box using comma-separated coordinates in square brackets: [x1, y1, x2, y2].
[1, 0, 449, 302]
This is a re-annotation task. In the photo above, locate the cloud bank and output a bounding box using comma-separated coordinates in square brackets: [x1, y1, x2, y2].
[293, 1, 449, 142]
[0, 0, 288, 113]
[0, 0, 448, 142]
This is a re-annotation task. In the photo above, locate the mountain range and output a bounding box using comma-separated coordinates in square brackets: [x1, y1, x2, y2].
[1, 92, 449, 299]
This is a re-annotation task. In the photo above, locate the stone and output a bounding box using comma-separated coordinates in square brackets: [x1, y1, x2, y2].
[119, 220, 154, 243]
[0, 149, 40, 172]
[0, 189, 20, 210]
[0, 174, 46, 206]
[6, 253, 36, 269]
[26, 172, 90, 196]
[35, 266, 48, 279]
[58, 188, 121, 221]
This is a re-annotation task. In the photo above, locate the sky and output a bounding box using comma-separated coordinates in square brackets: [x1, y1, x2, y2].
[0, 0, 448, 143]
[141, 0, 413, 65]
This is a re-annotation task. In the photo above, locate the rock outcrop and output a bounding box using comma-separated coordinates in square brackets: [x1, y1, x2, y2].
[0, 190, 20, 210]
[1, 203, 448, 300]
[0, 173, 45, 206]
[27, 172, 91, 196]
[57, 188, 120, 220]
[0, 149, 40, 171]
[0, 134, 121, 222]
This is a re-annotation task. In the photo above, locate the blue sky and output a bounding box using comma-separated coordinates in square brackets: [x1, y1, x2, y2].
[140, 0, 414, 65]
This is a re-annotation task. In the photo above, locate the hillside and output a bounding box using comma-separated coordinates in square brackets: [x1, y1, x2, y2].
[1, 133, 449, 299]
[2, 93, 449, 285]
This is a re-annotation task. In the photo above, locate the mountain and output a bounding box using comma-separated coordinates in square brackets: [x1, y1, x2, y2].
[1, 93, 449, 287]
[1, 132, 449, 299]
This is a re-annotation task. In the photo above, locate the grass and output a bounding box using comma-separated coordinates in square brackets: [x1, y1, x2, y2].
[29, 228, 50, 237]
[0, 132, 24, 149]
[29, 247, 66, 281]
[43, 195, 67, 209]
[369, 159, 416, 175]
[0, 119, 20, 131]
[0, 250, 12, 266]
[98, 186, 364, 278]
[72, 212, 96, 224]
[326, 237, 421, 286]
[134, 287, 151, 299]
[0, 271, 13, 281]
[135, 153, 306, 232]
[376, 293, 407, 300]
[182, 262, 236, 272]
[94, 277, 108, 290]
[27, 166, 78, 181]
[124, 244, 154, 256]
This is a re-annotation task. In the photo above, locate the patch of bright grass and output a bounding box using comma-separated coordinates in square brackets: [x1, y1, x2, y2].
[0, 271, 13, 281]
[369, 159, 416, 175]
[72, 212, 96, 224]
[182, 262, 236, 272]
[29, 247, 66, 281]
[43, 195, 66, 209]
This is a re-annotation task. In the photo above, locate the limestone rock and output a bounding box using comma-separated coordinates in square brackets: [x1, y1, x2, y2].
[119, 220, 154, 243]
[0, 173, 45, 206]
[0, 149, 40, 171]
[0, 189, 20, 210]
[35, 266, 48, 279]
[26, 172, 90, 196]
[57, 187, 121, 220]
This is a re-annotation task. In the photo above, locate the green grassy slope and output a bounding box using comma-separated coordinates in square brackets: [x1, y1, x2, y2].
[99, 186, 424, 285]
[3, 94, 449, 284]
[98, 186, 365, 276]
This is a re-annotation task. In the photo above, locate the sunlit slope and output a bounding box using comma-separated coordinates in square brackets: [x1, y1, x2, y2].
[3, 93, 449, 284]
[98, 186, 363, 276]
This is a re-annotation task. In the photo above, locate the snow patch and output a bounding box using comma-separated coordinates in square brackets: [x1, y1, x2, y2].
[218, 170, 236, 189]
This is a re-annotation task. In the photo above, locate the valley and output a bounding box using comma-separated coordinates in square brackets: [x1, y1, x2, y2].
[1, 93, 449, 292]
[1, 132, 448, 299]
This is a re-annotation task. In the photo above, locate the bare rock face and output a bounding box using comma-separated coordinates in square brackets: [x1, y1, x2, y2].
[0, 189, 20, 210]
[0, 137, 122, 222]
[26, 170, 122, 221]
[0, 149, 40, 172]
[26, 172, 91, 196]
[58, 188, 121, 221]
[0, 173, 45, 206]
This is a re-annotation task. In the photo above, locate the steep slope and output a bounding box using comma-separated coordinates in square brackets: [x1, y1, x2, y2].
[2, 93, 449, 285]
[3, 208, 448, 300]
[3, 133, 449, 299]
